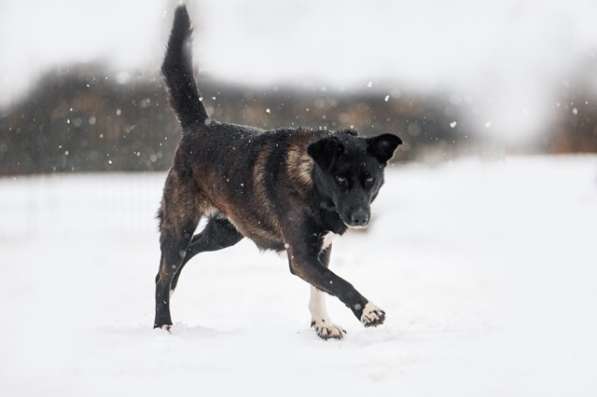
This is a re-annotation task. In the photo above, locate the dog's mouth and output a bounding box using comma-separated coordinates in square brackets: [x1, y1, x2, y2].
[341, 208, 370, 229]
[345, 223, 369, 230]
[342, 219, 370, 230]
[340, 214, 370, 230]
[321, 201, 370, 229]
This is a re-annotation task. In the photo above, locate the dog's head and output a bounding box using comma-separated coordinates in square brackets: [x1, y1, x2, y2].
[308, 130, 402, 229]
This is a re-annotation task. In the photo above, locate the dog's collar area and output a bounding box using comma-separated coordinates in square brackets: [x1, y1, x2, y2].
[317, 204, 347, 235]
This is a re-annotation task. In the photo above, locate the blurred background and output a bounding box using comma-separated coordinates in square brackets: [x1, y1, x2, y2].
[2, 0, 597, 175]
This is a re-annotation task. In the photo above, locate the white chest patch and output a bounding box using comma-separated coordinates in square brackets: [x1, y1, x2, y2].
[322, 232, 338, 250]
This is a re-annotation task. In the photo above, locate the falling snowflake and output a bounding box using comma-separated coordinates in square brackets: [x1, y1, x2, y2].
[450, 121, 458, 128]
[384, 95, 390, 102]
[265, 108, 271, 114]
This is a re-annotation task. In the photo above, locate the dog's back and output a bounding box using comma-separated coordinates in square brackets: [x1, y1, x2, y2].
[161, 6, 338, 251]
[176, 125, 330, 251]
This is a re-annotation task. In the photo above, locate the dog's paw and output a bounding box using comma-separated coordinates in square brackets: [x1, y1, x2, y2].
[311, 318, 346, 340]
[360, 303, 386, 327]
[154, 324, 172, 333]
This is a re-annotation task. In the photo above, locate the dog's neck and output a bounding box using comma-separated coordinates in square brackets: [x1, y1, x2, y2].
[318, 204, 347, 235]
[310, 168, 347, 235]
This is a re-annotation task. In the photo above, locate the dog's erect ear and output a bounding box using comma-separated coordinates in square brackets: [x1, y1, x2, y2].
[366, 133, 402, 164]
[339, 128, 359, 137]
[307, 136, 345, 170]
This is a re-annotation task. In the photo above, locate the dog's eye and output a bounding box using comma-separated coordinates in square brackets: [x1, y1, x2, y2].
[335, 176, 348, 186]
[364, 176, 375, 188]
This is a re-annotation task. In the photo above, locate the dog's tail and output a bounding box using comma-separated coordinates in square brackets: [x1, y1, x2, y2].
[162, 5, 208, 130]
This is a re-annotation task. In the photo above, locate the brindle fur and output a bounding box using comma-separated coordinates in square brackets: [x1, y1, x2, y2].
[154, 6, 401, 338]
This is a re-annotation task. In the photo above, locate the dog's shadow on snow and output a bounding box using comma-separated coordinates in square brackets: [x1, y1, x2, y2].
[296, 326, 404, 347]
[101, 323, 402, 347]
[101, 323, 242, 339]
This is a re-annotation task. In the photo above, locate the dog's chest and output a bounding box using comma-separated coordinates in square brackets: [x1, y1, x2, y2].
[322, 232, 338, 250]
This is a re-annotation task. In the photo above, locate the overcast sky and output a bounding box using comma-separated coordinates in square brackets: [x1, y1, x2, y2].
[2, 0, 597, 142]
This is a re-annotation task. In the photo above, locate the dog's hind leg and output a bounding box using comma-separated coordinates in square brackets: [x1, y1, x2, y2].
[154, 171, 201, 331]
[309, 246, 347, 340]
[170, 216, 243, 292]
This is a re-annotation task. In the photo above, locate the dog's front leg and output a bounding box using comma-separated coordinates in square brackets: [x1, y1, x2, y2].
[307, 246, 347, 339]
[286, 237, 386, 331]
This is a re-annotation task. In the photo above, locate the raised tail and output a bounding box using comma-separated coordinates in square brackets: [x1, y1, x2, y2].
[162, 5, 208, 130]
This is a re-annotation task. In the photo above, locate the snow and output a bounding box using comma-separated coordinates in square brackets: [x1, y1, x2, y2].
[2, 156, 597, 396]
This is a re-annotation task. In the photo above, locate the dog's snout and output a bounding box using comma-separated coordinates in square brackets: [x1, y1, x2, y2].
[349, 209, 370, 227]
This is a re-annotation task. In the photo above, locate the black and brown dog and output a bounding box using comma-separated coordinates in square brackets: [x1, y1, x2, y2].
[154, 5, 402, 340]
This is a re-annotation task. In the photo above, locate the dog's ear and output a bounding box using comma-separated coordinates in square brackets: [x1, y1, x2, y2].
[339, 128, 359, 137]
[307, 136, 345, 170]
[366, 133, 402, 164]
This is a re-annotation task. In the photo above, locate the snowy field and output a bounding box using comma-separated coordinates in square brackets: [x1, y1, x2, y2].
[1, 155, 596, 396]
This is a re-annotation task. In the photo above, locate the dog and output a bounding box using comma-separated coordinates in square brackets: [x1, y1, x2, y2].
[154, 5, 402, 340]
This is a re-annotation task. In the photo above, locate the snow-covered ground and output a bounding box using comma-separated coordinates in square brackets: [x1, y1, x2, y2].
[1, 156, 596, 396]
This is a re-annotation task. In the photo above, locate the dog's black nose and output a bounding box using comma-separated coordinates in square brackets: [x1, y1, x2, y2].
[349, 209, 370, 227]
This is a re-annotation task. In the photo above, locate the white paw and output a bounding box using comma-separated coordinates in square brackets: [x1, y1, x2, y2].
[311, 318, 346, 340]
[155, 324, 172, 333]
[360, 303, 386, 327]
